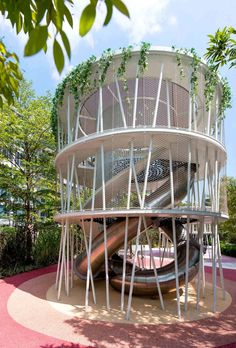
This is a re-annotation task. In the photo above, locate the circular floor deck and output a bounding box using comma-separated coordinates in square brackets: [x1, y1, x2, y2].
[1, 263, 236, 348]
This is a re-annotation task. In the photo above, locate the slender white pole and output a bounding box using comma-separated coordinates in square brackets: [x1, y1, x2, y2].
[132, 77, 139, 127]
[66, 220, 70, 296]
[99, 85, 104, 132]
[215, 95, 219, 141]
[121, 216, 129, 311]
[141, 137, 153, 205]
[212, 219, 217, 312]
[57, 114, 61, 151]
[85, 219, 94, 308]
[161, 235, 167, 267]
[195, 149, 200, 208]
[193, 95, 197, 131]
[201, 224, 206, 298]
[169, 146, 181, 318]
[187, 142, 191, 207]
[216, 227, 226, 300]
[66, 159, 70, 211]
[188, 90, 192, 131]
[67, 95, 71, 144]
[196, 219, 204, 310]
[121, 142, 134, 311]
[74, 170, 83, 211]
[101, 143, 110, 310]
[125, 217, 142, 320]
[55, 224, 64, 289]
[201, 147, 208, 209]
[67, 155, 75, 211]
[152, 63, 164, 127]
[115, 77, 127, 128]
[81, 219, 96, 304]
[142, 217, 165, 310]
[166, 80, 171, 128]
[207, 102, 211, 136]
[70, 228, 74, 288]
[58, 221, 66, 300]
[184, 217, 190, 311]
[74, 104, 81, 141]
[85, 159, 97, 308]
[59, 168, 64, 212]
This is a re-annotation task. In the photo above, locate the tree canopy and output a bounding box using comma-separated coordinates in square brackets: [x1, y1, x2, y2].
[205, 26, 236, 70]
[220, 177, 236, 244]
[0, 0, 129, 106]
[0, 0, 129, 73]
[0, 80, 59, 234]
[0, 40, 22, 107]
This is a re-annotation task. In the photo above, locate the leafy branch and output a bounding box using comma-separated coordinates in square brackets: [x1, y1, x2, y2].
[0, 0, 130, 74]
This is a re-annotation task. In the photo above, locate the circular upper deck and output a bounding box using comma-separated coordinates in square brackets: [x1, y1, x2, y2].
[54, 46, 227, 173]
[54, 46, 226, 155]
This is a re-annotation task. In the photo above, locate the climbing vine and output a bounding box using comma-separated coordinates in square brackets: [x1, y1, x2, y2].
[172, 46, 232, 119]
[204, 66, 218, 111]
[172, 46, 185, 78]
[219, 78, 232, 118]
[98, 48, 114, 86]
[189, 47, 201, 97]
[137, 42, 151, 76]
[117, 45, 133, 92]
[172, 46, 200, 97]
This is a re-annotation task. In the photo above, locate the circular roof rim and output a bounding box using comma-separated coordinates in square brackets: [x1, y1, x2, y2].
[102, 46, 222, 82]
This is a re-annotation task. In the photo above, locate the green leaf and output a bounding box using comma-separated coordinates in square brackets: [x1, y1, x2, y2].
[104, 0, 113, 26]
[53, 38, 64, 74]
[64, 4, 73, 28]
[112, 0, 129, 17]
[79, 3, 96, 37]
[16, 14, 23, 34]
[60, 31, 71, 59]
[24, 26, 48, 56]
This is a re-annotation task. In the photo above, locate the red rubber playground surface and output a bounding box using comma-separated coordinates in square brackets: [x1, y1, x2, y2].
[0, 259, 236, 348]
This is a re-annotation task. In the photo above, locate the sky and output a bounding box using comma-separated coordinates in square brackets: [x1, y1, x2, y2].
[0, 0, 236, 177]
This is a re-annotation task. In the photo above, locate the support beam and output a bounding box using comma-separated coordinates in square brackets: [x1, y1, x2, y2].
[121, 141, 134, 311]
[101, 143, 110, 310]
[169, 146, 181, 319]
[115, 78, 127, 128]
[152, 63, 164, 127]
[184, 217, 190, 311]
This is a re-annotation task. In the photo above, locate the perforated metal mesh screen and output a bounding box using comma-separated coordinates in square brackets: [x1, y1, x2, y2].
[79, 78, 191, 134]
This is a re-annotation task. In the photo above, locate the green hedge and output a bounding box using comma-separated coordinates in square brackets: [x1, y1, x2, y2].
[33, 223, 61, 266]
[220, 242, 236, 258]
[0, 223, 61, 278]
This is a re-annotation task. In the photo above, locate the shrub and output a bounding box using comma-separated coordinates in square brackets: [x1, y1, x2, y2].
[33, 223, 61, 266]
[220, 242, 236, 258]
[0, 226, 27, 267]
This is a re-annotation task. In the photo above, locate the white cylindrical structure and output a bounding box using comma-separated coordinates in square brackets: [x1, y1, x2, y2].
[54, 46, 228, 319]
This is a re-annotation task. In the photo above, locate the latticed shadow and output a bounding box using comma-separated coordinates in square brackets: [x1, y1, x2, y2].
[63, 314, 236, 348]
[40, 344, 93, 348]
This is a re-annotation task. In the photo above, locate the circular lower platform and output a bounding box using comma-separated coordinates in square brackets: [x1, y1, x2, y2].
[47, 278, 231, 325]
[2, 265, 236, 348]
